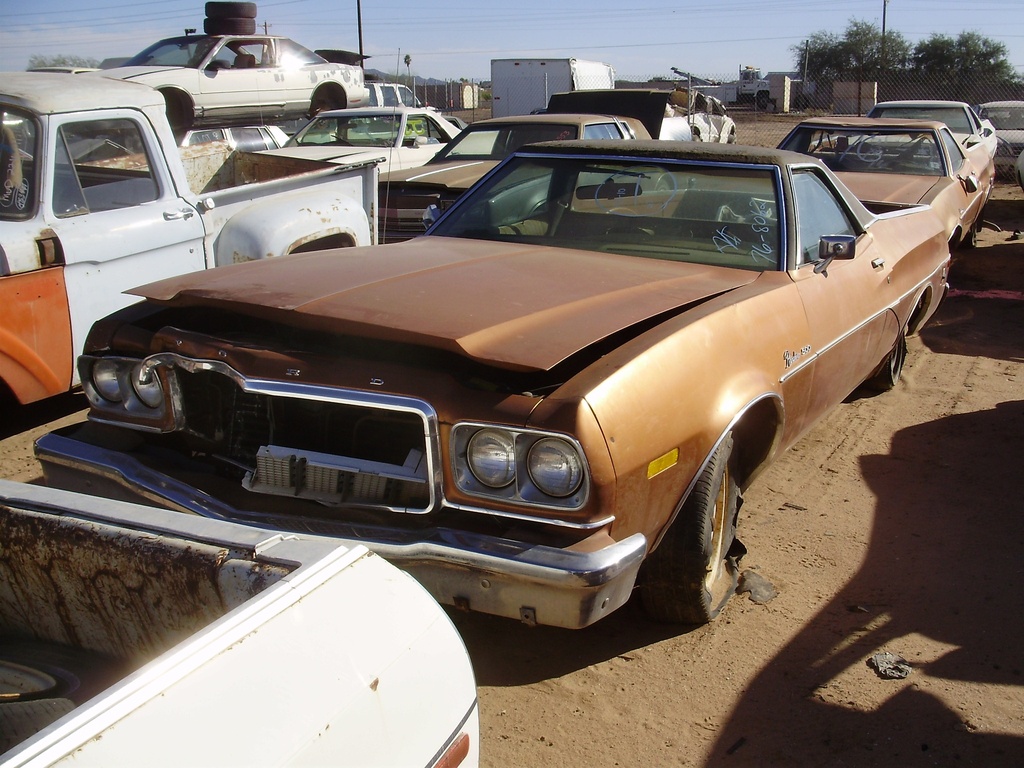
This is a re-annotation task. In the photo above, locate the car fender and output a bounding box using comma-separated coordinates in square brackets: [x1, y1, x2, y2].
[212, 190, 371, 265]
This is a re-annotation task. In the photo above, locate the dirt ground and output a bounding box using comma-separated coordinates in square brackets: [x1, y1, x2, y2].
[3, 123, 1023, 767]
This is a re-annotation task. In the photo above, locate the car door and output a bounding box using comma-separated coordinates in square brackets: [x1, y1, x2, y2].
[387, 114, 457, 172]
[786, 168, 902, 433]
[198, 38, 278, 120]
[939, 128, 990, 231]
[44, 111, 206, 389]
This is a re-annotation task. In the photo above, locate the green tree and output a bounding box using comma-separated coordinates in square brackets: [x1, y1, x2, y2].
[27, 54, 100, 70]
[913, 32, 1019, 89]
[792, 19, 910, 85]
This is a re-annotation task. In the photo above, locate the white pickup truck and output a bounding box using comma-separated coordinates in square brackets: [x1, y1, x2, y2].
[0, 72, 378, 406]
[0, 479, 479, 767]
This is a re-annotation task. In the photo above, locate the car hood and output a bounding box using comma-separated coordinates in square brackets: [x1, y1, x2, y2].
[382, 160, 501, 191]
[836, 172, 941, 206]
[131, 237, 759, 372]
[261, 146, 391, 165]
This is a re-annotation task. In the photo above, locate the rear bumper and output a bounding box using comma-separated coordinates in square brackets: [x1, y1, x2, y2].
[35, 427, 647, 630]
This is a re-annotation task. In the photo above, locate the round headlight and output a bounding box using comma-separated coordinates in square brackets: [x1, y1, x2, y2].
[91, 359, 123, 402]
[527, 438, 584, 498]
[132, 363, 164, 409]
[466, 429, 516, 488]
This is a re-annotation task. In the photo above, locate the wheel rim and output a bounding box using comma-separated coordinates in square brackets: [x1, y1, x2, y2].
[704, 462, 731, 597]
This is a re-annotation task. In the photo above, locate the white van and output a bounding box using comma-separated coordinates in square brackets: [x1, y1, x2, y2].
[366, 82, 421, 108]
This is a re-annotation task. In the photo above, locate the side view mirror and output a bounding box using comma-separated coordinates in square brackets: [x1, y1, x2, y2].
[814, 234, 857, 277]
[422, 203, 441, 230]
[961, 174, 980, 193]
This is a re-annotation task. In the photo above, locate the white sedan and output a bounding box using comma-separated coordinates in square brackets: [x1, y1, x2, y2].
[261, 107, 465, 175]
[867, 99, 998, 161]
[95, 33, 368, 136]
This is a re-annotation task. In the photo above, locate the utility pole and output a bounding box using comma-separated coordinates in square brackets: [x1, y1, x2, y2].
[881, 0, 889, 68]
[356, 0, 364, 67]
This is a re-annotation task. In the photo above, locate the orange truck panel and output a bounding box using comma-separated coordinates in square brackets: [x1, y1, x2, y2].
[0, 268, 71, 403]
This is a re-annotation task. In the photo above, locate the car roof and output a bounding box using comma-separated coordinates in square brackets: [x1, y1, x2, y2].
[872, 100, 971, 109]
[1, 72, 164, 114]
[519, 138, 813, 169]
[795, 116, 947, 131]
[469, 114, 637, 127]
[311, 106, 439, 118]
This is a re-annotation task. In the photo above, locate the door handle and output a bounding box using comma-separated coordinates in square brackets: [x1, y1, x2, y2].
[871, 257, 885, 269]
[164, 208, 195, 221]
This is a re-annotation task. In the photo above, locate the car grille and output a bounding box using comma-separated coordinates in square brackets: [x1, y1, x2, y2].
[177, 367, 434, 513]
[378, 188, 460, 243]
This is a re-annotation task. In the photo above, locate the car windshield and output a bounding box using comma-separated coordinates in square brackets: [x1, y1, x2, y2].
[124, 36, 220, 68]
[781, 127, 944, 176]
[872, 106, 971, 134]
[289, 114, 401, 148]
[980, 105, 1024, 130]
[433, 124, 580, 162]
[430, 153, 782, 272]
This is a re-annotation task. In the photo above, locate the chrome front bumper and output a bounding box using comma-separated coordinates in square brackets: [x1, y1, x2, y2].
[35, 428, 647, 629]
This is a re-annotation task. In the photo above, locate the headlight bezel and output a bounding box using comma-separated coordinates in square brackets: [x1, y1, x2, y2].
[452, 422, 589, 510]
[80, 354, 176, 429]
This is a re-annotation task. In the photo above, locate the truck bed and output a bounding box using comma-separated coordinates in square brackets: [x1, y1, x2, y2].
[0, 480, 478, 767]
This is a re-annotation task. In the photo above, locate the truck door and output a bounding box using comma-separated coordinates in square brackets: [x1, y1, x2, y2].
[43, 111, 206, 390]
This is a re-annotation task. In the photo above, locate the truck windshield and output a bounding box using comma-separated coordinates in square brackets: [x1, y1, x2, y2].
[431, 154, 782, 272]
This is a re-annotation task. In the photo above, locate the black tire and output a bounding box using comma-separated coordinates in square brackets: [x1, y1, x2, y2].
[864, 331, 907, 392]
[959, 212, 983, 250]
[203, 17, 257, 35]
[206, 2, 258, 19]
[638, 434, 745, 624]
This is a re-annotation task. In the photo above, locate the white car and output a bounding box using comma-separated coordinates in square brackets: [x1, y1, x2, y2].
[181, 124, 289, 151]
[976, 100, 1024, 178]
[262, 107, 464, 175]
[95, 33, 367, 135]
[867, 99, 998, 160]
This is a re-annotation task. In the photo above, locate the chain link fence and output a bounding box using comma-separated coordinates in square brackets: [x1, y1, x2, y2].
[414, 66, 1024, 154]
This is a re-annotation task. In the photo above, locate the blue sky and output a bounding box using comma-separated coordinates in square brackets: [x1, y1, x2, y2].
[2, 0, 1022, 82]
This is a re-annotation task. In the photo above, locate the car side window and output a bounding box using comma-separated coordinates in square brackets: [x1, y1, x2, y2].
[792, 170, 855, 266]
[422, 117, 452, 144]
[581, 123, 621, 140]
[0, 107, 35, 220]
[939, 129, 967, 172]
[53, 119, 159, 218]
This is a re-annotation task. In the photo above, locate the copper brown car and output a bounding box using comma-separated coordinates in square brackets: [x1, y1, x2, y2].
[778, 116, 994, 248]
[37, 141, 952, 629]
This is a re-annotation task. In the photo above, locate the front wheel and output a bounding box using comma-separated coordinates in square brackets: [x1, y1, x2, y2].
[638, 433, 744, 624]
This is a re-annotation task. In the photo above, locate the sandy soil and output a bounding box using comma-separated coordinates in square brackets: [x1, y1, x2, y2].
[3, 129, 1023, 768]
